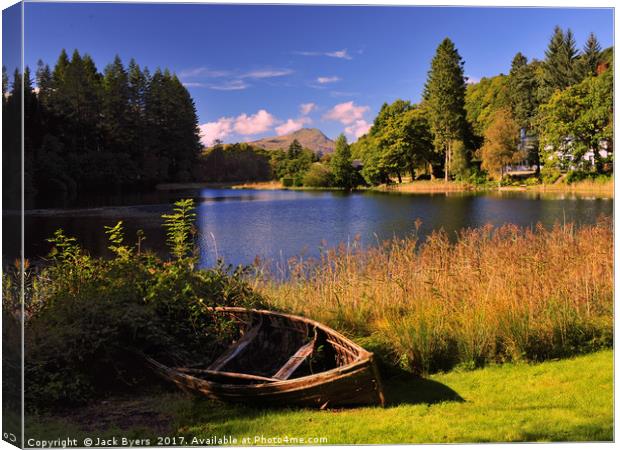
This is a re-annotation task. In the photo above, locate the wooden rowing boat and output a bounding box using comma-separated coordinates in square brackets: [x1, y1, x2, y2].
[144, 307, 385, 408]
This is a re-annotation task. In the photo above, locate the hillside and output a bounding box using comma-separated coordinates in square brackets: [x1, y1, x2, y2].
[250, 128, 335, 154]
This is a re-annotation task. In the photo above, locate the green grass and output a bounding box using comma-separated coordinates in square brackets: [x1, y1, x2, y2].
[26, 350, 613, 445]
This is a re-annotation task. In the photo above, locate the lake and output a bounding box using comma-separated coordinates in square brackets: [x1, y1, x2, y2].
[4, 188, 613, 269]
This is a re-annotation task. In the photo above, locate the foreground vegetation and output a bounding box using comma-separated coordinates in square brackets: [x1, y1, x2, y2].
[4, 200, 612, 440]
[26, 350, 613, 443]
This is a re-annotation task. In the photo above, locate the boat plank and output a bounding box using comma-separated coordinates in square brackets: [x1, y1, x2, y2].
[207, 316, 263, 371]
[174, 368, 277, 383]
[272, 330, 317, 380]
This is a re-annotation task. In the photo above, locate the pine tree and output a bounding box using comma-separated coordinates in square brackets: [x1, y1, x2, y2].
[36, 59, 53, 108]
[539, 26, 580, 102]
[102, 55, 131, 155]
[423, 38, 468, 181]
[579, 32, 602, 79]
[508, 52, 539, 130]
[2, 65, 8, 108]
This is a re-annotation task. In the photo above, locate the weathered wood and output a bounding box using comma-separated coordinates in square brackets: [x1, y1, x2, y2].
[207, 316, 263, 371]
[144, 307, 385, 408]
[272, 329, 317, 380]
[175, 367, 277, 384]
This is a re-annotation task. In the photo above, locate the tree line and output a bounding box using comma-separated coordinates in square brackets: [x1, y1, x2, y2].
[199, 136, 361, 190]
[352, 27, 613, 184]
[2, 49, 202, 204]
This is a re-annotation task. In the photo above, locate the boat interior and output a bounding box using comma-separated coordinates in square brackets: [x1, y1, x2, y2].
[174, 312, 360, 384]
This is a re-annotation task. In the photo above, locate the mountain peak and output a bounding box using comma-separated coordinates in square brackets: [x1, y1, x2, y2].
[250, 128, 335, 154]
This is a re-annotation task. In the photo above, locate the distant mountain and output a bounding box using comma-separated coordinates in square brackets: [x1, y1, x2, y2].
[250, 128, 335, 154]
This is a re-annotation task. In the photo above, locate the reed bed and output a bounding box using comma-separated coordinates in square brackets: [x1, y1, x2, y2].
[537, 178, 614, 196]
[376, 180, 474, 193]
[254, 218, 613, 374]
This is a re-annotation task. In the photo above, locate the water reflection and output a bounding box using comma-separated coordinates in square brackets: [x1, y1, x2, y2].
[8, 188, 613, 268]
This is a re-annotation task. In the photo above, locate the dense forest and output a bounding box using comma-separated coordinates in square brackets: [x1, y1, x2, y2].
[2, 50, 202, 204]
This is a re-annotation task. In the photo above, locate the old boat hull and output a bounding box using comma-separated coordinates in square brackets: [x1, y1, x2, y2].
[144, 307, 385, 408]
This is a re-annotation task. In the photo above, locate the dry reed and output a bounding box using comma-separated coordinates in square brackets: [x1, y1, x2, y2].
[254, 218, 613, 374]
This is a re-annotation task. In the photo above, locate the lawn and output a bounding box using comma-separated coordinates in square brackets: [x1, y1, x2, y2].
[26, 350, 613, 445]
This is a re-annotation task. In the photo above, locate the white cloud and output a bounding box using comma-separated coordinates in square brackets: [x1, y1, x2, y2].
[241, 68, 294, 79]
[326, 49, 352, 60]
[293, 49, 353, 60]
[330, 90, 359, 98]
[179, 67, 230, 78]
[233, 109, 277, 135]
[208, 80, 249, 91]
[299, 102, 317, 115]
[323, 101, 370, 125]
[275, 117, 312, 136]
[317, 76, 341, 84]
[182, 82, 206, 88]
[199, 118, 234, 146]
[199, 109, 278, 146]
[345, 120, 371, 139]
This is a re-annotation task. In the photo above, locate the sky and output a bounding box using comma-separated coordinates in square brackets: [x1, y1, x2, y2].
[21, 3, 614, 145]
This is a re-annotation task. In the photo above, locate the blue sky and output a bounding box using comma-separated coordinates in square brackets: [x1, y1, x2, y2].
[23, 3, 613, 145]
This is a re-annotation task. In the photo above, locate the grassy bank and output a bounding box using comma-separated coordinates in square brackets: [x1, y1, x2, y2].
[255, 219, 613, 374]
[26, 350, 613, 444]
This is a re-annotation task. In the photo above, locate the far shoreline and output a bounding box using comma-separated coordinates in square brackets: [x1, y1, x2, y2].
[156, 178, 614, 198]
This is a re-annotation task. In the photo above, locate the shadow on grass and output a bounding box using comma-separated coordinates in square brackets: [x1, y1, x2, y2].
[383, 374, 464, 407]
[515, 423, 613, 442]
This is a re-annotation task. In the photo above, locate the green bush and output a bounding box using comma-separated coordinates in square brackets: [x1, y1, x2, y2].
[302, 163, 334, 187]
[467, 168, 489, 186]
[281, 176, 294, 187]
[23, 199, 265, 411]
[565, 170, 591, 184]
[540, 165, 562, 184]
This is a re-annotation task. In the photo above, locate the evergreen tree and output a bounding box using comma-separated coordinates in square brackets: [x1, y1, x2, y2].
[508, 52, 538, 130]
[331, 134, 356, 190]
[102, 55, 131, 155]
[507, 53, 541, 173]
[579, 32, 602, 79]
[287, 139, 303, 159]
[36, 59, 53, 108]
[539, 26, 580, 102]
[2, 65, 8, 108]
[423, 38, 468, 181]
[26, 50, 202, 197]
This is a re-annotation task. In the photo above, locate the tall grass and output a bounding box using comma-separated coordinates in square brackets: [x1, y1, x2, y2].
[255, 218, 613, 374]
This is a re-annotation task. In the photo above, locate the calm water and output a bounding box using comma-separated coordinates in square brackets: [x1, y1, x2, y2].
[4, 188, 613, 269]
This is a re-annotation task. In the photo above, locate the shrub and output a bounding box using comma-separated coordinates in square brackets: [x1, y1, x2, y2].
[467, 167, 489, 186]
[23, 199, 264, 411]
[540, 165, 562, 184]
[565, 170, 591, 184]
[302, 163, 334, 187]
[281, 176, 294, 187]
